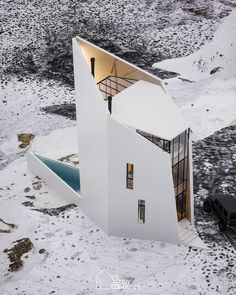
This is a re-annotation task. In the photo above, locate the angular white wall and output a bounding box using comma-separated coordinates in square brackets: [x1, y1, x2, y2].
[72, 38, 109, 233]
[107, 117, 179, 242]
[27, 152, 81, 205]
[72, 37, 192, 243]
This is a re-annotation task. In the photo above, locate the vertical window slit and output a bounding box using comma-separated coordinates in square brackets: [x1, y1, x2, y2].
[138, 200, 145, 224]
[126, 163, 134, 189]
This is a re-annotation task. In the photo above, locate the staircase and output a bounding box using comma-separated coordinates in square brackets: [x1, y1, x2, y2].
[97, 76, 138, 100]
[178, 218, 207, 249]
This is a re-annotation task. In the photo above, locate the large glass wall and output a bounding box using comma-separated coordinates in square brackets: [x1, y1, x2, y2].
[136, 128, 190, 222]
[170, 129, 190, 221]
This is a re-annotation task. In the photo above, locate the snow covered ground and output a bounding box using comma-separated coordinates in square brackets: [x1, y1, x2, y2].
[0, 130, 235, 294]
[0, 76, 76, 169]
[1, 4, 236, 295]
[0, 77, 76, 145]
[153, 9, 236, 140]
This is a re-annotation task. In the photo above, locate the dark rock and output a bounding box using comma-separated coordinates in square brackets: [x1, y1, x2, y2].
[8, 260, 23, 272]
[39, 248, 46, 254]
[22, 201, 34, 207]
[25, 195, 36, 200]
[18, 133, 35, 149]
[210, 67, 222, 75]
[188, 7, 208, 16]
[178, 77, 195, 83]
[32, 204, 77, 216]
[0, 218, 16, 231]
[42, 104, 76, 120]
[24, 187, 31, 193]
[3, 238, 33, 272]
[32, 181, 42, 190]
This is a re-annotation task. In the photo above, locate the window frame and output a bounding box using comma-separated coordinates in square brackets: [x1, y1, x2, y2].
[126, 163, 134, 189]
[138, 199, 145, 224]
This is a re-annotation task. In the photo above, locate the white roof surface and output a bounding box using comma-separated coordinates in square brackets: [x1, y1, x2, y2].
[110, 80, 189, 141]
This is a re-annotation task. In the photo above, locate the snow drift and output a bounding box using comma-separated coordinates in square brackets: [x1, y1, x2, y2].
[153, 10, 236, 81]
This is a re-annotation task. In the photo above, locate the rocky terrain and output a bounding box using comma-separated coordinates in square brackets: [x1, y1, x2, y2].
[3, 238, 34, 272]
[193, 125, 236, 247]
[1, 2, 236, 294]
[1, 0, 236, 85]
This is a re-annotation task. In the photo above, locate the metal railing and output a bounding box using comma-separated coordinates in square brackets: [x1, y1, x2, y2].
[97, 76, 138, 100]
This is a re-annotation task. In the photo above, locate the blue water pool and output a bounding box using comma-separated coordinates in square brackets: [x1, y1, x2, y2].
[36, 155, 80, 192]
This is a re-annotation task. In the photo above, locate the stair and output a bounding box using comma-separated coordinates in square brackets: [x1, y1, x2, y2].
[178, 218, 207, 249]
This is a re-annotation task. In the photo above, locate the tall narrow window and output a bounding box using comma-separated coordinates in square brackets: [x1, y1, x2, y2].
[126, 163, 134, 189]
[138, 200, 145, 223]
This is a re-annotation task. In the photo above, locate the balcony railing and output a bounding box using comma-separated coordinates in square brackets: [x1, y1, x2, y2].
[97, 76, 138, 100]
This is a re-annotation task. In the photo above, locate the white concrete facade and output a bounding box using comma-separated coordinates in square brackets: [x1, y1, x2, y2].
[26, 35, 197, 244]
[111, 80, 188, 141]
[107, 118, 179, 242]
[72, 38, 109, 233]
[72, 36, 194, 243]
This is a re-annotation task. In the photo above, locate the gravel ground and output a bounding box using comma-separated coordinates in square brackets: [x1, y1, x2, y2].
[1, 0, 236, 85]
[0, 3, 236, 290]
[193, 125, 236, 247]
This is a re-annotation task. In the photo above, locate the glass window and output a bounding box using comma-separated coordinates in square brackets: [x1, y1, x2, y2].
[176, 194, 183, 222]
[172, 164, 178, 187]
[138, 200, 145, 223]
[184, 180, 187, 191]
[126, 163, 134, 189]
[176, 192, 186, 221]
[171, 137, 179, 166]
[171, 129, 190, 222]
[163, 141, 170, 153]
[178, 160, 184, 184]
[184, 160, 188, 180]
[136, 130, 170, 153]
[185, 131, 189, 157]
[178, 132, 186, 161]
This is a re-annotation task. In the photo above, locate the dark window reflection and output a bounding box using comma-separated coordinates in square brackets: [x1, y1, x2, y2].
[171, 129, 189, 221]
[138, 200, 145, 223]
[126, 163, 134, 189]
[137, 130, 170, 153]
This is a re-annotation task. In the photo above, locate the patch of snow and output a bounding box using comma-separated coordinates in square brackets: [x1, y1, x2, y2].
[163, 76, 236, 140]
[0, 76, 76, 146]
[1, 125, 236, 293]
[153, 9, 236, 80]
[30, 126, 78, 160]
[0, 76, 76, 169]
[0, 154, 235, 294]
[153, 10, 236, 140]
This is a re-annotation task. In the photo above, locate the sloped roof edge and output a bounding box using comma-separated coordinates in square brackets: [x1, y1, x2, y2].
[75, 36, 164, 87]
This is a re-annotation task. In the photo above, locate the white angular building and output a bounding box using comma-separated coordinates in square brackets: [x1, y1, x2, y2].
[72, 36, 194, 243]
[28, 36, 204, 246]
